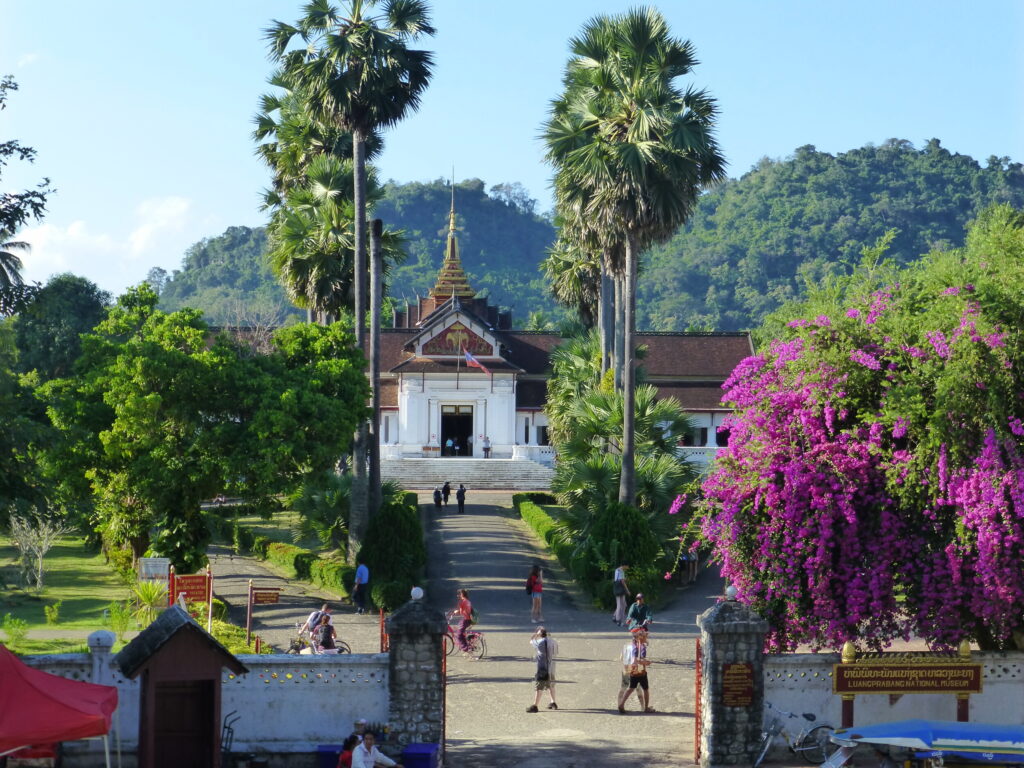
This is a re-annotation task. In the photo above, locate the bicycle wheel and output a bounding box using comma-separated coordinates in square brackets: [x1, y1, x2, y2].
[798, 725, 836, 764]
[443, 632, 455, 656]
[753, 732, 774, 768]
[336, 641, 352, 654]
[469, 632, 487, 660]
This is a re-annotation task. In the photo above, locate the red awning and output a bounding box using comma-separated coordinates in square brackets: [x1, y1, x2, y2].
[0, 644, 118, 753]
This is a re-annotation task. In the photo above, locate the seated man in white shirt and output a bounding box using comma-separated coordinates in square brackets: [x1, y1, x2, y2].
[351, 731, 402, 768]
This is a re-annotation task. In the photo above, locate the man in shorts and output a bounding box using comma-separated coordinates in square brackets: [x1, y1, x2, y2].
[617, 627, 654, 713]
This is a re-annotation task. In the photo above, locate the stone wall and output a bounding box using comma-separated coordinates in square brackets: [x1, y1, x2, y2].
[386, 596, 447, 751]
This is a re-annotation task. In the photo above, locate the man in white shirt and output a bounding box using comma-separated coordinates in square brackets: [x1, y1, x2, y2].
[617, 628, 653, 713]
[351, 732, 401, 768]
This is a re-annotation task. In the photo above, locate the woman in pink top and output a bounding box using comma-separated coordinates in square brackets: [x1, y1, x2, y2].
[447, 588, 474, 653]
[527, 565, 543, 623]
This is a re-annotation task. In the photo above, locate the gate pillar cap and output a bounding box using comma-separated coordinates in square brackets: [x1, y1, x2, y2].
[386, 597, 447, 637]
[696, 598, 768, 634]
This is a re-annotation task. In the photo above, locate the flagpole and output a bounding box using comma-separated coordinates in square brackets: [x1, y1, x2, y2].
[456, 346, 460, 390]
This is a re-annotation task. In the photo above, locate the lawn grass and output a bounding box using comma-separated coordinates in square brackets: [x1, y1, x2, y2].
[0, 537, 130, 631]
[233, 510, 323, 551]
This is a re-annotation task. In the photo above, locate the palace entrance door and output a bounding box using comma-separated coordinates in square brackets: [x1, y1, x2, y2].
[441, 405, 473, 456]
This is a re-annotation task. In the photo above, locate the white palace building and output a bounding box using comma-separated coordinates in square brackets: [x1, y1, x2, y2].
[377, 204, 753, 489]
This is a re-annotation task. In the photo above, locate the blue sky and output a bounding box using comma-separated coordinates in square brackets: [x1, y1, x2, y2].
[3, 0, 1022, 295]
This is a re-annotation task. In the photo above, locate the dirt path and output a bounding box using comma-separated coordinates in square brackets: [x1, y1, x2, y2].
[421, 491, 725, 768]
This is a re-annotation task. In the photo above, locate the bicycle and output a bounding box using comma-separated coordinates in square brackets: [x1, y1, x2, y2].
[286, 621, 352, 655]
[443, 617, 486, 660]
[753, 701, 837, 767]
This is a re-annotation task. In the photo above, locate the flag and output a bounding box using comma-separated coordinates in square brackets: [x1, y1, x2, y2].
[462, 345, 492, 378]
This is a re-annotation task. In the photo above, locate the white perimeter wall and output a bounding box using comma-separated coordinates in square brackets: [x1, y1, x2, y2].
[764, 652, 1024, 726]
[27, 652, 390, 760]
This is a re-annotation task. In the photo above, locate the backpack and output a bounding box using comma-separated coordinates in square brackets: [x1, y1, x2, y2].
[305, 610, 323, 633]
[470, 607, 479, 624]
[525, 574, 534, 594]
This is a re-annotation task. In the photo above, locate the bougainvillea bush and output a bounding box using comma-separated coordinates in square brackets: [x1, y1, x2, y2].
[699, 206, 1024, 651]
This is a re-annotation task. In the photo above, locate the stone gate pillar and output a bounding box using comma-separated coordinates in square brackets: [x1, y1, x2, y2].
[696, 590, 769, 767]
[386, 591, 448, 752]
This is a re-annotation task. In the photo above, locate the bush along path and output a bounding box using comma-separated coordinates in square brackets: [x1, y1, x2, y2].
[420, 490, 726, 768]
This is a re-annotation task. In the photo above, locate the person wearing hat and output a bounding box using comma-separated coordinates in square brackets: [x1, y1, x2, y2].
[617, 627, 654, 713]
[611, 563, 631, 626]
[625, 592, 652, 633]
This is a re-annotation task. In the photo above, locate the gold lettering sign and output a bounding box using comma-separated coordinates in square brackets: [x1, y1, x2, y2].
[722, 663, 755, 707]
[833, 664, 983, 694]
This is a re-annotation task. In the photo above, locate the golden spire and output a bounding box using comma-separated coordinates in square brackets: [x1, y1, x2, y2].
[431, 180, 475, 301]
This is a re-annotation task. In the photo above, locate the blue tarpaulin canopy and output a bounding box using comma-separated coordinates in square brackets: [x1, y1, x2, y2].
[836, 720, 1024, 763]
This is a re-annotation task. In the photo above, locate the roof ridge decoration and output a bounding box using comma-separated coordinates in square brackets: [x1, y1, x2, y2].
[430, 185, 475, 301]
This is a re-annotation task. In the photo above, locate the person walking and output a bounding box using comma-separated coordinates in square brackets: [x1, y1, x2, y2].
[482, 435, 491, 458]
[433, 486, 442, 511]
[456, 483, 466, 514]
[353, 559, 370, 614]
[526, 565, 544, 623]
[625, 592, 652, 632]
[617, 628, 654, 713]
[611, 563, 631, 626]
[447, 588, 474, 654]
[442, 481, 452, 507]
[526, 626, 558, 712]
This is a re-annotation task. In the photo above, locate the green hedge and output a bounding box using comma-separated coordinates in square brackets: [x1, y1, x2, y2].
[514, 496, 575, 574]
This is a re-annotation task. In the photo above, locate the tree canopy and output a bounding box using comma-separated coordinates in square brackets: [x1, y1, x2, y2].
[699, 206, 1024, 651]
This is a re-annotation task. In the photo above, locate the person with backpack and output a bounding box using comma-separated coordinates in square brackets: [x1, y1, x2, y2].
[313, 612, 337, 652]
[455, 484, 467, 514]
[432, 486, 443, 511]
[526, 626, 558, 712]
[442, 481, 452, 506]
[526, 565, 543, 623]
[447, 588, 475, 654]
[303, 603, 332, 640]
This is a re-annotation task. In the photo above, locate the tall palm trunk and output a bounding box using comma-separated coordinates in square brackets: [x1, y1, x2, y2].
[599, 260, 613, 379]
[368, 218, 383, 516]
[618, 234, 638, 506]
[349, 128, 369, 562]
[613, 274, 625, 393]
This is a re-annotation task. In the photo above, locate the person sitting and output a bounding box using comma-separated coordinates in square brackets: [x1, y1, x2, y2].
[351, 731, 401, 768]
[337, 734, 360, 768]
[625, 593, 653, 632]
[313, 613, 338, 653]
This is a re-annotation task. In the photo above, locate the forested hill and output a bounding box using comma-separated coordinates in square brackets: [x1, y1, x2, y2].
[157, 139, 1023, 330]
[640, 139, 1024, 330]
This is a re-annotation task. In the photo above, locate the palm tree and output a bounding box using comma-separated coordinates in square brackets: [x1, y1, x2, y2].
[266, 0, 435, 558]
[0, 229, 28, 292]
[543, 8, 725, 505]
[541, 236, 600, 329]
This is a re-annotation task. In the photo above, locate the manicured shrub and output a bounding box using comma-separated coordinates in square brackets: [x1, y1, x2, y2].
[360, 500, 426, 586]
[372, 580, 413, 612]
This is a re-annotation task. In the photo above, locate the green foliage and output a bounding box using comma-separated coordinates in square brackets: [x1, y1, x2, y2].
[105, 601, 133, 642]
[265, 541, 317, 579]
[2, 612, 29, 645]
[43, 600, 62, 626]
[132, 581, 167, 628]
[210, 617, 272, 655]
[359, 499, 426, 589]
[309, 559, 356, 599]
[13, 274, 110, 380]
[641, 140, 1024, 331]
[371, 580, 412, 612]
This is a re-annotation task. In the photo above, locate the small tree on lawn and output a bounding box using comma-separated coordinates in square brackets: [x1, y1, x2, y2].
[699, 207, 1024, 651]
[8, 510, 71, 591]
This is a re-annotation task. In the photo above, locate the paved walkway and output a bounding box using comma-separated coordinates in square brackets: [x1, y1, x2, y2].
[421, 491, 725, 768]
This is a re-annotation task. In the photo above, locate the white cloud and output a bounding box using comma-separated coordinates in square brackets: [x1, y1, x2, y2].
[17, 53, 39, 68]
[18, 196, 198, 293]
[128, 197, 192, 258]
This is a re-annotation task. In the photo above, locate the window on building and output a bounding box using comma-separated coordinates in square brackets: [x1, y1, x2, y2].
[716, 427, 730, 447]
[537, 426, 548, 446]
[698, 427, 708, 446]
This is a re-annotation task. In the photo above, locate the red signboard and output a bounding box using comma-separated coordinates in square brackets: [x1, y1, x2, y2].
[172, 574, 210, 604]
[252, 589, 280, 605]
[722, 663, 755, 707]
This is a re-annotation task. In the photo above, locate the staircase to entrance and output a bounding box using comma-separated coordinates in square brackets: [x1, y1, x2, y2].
[381, 458, 554, 491]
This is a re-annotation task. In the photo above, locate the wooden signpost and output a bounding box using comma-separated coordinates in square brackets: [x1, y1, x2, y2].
[169, 565, 214, 633]
[246, 580, 281, 645]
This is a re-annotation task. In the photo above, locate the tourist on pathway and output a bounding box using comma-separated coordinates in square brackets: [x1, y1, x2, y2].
[433, 486, 442, 511]
[351, 731, 401, 768]
[313, 613, 337, 652]
[445, 437, 454, 456]
[447, 588, 474, 654]
[353, 559, 370, 614]
[302, 603, 332, 638]
[526, 565, 544, 623]
[442, 481, 452, 506]
[625, 592, 652, 632]
[482, 435, 491, 458]
[456, 483, 466, 514]
[526, 626, 558, 712]
[617, 627, 654, 713]
[611, 563, 631, 626]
